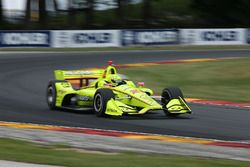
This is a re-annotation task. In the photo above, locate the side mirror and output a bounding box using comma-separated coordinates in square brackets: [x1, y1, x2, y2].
[137, 82, 145, 87]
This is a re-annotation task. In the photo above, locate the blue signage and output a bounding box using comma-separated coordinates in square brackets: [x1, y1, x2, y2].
[0, 31, 51, 47]
[121, 29, 179, 46]
[73, 32, 112, 44]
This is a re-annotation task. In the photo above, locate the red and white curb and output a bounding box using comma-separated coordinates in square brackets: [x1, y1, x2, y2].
[186, 98, 250, 108]
[0, 121, 249, 149]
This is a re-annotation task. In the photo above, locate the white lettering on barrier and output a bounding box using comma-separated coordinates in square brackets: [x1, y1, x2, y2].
[202, 31, 237, 41]
[137, 31, 177, 44]
[73, 33, 111, 44]
[122, 31, 134, 45]
[2, 33, 48, 45]
[180, 29, 245, 45]
[52, 30, 120, 48]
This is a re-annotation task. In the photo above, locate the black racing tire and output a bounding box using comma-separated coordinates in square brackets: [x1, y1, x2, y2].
[161, 87, 184, 117]
[46, 80, 67, 110]
[93, 88, 115, 117]
[46, 81, 57, 110]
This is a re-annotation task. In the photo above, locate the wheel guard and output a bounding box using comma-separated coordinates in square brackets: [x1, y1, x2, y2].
[166, 97, 192, 114]
[105, 99, 137, 116]
[104, 97, 191, 116]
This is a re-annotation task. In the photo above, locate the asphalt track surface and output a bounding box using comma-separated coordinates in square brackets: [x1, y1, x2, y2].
[0, 50, 250, 141]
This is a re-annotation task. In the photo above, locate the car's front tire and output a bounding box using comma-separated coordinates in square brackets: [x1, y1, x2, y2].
[93, 88, 115, 117]
[161, 87, 184, 117]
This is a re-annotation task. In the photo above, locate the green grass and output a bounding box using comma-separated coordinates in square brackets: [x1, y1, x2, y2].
[2, 45, 250, 52]
[0, 138, 249, 167]
[119, 58, 250, 103]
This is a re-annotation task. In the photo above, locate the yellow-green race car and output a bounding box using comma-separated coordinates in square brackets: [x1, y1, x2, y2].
[46, 61, 191, 117]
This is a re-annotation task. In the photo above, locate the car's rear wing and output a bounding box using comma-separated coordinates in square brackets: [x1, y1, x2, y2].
[53, 62, 118, 87]
[54, 69, 104, 80]
[54, 69, 104, 88]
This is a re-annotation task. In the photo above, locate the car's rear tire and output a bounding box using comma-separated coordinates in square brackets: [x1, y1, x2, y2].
[161, 87, 184, 117]
[47, 81, 57, 110]
[93, 88, 115, 117]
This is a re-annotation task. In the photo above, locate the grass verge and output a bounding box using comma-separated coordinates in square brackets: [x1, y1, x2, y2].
[2, 45, 250, 52]
[119, 57, 250, 103]
[0, 138, 249, 167]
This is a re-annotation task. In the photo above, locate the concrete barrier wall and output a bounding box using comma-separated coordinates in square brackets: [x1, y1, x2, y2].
[0, 29, 248, 48]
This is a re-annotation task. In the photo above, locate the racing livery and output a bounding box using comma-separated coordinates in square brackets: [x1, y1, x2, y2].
[46, 61, 191, 117]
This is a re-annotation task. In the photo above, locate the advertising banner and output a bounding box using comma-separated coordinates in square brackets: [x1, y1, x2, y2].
[0, 31, 50, 47]
[121, 29, 179, 46]
[52, 30, 120, 48]
[181, 29, 245, 45]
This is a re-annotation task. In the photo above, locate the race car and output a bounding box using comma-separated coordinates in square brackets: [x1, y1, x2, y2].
[46, 61, 191, 117]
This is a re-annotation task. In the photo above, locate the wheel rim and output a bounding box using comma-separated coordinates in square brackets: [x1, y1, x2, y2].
[47, 86, 54, 106]
[162, 91, 170, 103]
[94, 94, 103, 112]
